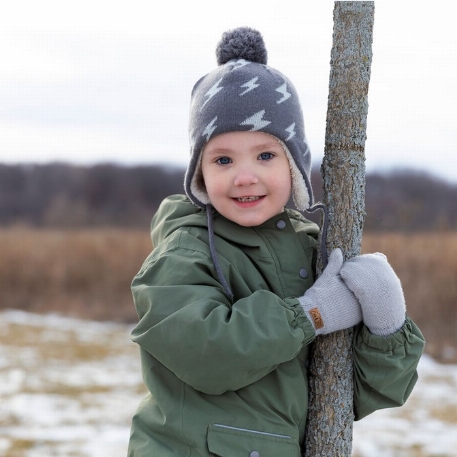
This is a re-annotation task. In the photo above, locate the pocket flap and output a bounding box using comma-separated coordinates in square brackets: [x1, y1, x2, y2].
[207, 424, 299, 457]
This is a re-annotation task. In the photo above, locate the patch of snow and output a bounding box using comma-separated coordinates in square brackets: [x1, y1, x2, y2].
[1, 310, 456, 457]
[351, 353, 457, 456]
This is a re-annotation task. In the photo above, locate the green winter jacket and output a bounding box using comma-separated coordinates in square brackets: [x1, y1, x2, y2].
[128, 195, 425, 457]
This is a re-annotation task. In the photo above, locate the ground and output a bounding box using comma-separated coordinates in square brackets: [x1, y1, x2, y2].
[1, 310, 456, 457]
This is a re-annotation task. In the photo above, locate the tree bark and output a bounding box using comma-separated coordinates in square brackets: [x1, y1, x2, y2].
[304, 3, 374, 456]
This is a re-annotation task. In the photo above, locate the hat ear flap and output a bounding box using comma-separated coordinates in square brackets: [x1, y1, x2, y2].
[189, 153, 211, 205]
[276, 139, 310, 211]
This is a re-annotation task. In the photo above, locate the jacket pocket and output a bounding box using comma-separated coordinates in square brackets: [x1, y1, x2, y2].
[207, 424, 299, 457]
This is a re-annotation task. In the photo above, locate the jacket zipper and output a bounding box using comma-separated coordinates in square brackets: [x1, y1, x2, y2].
[213, 424, 292, 439]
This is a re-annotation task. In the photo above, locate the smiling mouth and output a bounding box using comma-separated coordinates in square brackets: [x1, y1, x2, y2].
[235, 196, 262, 202]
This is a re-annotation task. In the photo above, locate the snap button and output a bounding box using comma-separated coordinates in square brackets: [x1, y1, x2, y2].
[249, 451, 260, 457]
[299, 268, 308, 279]
[276, 219, 286, 229]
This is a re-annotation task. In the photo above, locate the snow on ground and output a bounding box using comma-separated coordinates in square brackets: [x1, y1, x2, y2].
[0, 310, 144, 457]
[352, 354, 457, 457]
[1, 310, 456, 457]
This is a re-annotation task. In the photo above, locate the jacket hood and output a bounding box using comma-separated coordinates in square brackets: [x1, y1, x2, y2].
[150, 194, 207, 248]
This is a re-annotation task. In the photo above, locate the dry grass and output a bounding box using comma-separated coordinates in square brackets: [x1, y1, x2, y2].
[4, 439, 35, 457]
[362, 232, 457, 361]
[1, 322, 117, 361]
[0, 227, 151, 322]
[430, 404, 457, 424]
[1, 227, 456, 360]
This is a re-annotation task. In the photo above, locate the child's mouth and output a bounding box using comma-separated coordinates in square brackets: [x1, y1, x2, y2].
[236, 196, 261, 202]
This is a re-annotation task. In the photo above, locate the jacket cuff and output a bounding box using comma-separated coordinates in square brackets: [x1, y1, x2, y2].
[356, 315, 425, 352]
[285, 298, 316, 344]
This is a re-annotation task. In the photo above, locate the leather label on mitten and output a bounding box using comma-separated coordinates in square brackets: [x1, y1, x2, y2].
[309, 307, 324, 330]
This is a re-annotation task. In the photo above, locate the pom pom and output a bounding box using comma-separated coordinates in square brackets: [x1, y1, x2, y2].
[216, 27, 267, 65]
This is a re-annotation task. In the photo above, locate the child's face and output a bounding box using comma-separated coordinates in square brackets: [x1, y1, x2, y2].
[201, 131, 292, 227]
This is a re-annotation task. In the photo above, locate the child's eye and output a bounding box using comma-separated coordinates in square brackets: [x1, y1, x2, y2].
[216, 157, 232, 165]
[259, 152, 274, 161]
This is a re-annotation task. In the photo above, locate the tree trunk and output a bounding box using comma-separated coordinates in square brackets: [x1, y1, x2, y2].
[304, 3, 374, 456]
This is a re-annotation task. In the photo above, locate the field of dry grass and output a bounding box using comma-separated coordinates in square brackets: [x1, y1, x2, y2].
[0, 227, 151, 323]
[362, 232, 457, 361]
[1, 227, 456, 361]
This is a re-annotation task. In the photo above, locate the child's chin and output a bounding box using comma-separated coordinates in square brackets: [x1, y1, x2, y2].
[233, 215, 269, 227]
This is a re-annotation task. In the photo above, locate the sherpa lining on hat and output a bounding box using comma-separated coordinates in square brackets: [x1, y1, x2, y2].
[189, 152, 208, 205]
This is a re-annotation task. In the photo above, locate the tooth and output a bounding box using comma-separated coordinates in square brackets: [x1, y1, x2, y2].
[238, 196, 259, 202]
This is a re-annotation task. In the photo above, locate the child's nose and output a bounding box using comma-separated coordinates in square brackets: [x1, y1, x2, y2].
[233, 168, 259, 186]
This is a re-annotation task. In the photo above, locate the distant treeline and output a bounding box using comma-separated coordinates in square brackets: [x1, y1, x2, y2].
[0, 163, 456, 231]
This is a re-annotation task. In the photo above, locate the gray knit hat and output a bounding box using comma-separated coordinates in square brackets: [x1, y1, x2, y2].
[184, 27, 314, 211]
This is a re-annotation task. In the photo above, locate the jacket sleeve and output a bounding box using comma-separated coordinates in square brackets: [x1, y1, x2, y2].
[130, 245, 316, 395]
[352, 316, 425, 420]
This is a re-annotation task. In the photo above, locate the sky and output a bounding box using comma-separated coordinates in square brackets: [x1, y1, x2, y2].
[1, 0, 456, 183]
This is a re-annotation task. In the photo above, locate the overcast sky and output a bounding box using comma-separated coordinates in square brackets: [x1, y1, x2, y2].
[1, 0, 456, 183]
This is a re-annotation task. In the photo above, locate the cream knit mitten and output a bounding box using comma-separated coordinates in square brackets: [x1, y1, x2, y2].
[298, 249, 362, 335]
[340, 253, 406, 336]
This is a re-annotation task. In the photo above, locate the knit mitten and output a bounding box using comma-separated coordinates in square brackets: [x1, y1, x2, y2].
[298, 249, 362, 335]
[340, 253, 406, 336]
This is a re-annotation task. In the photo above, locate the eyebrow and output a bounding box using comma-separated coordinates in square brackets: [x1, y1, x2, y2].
[254, 141, 281, 151]
[204, 141, 281, 155]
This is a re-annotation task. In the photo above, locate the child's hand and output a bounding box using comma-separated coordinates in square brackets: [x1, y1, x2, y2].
[340, 253, 406, 336]
[298, 248, 362, 335]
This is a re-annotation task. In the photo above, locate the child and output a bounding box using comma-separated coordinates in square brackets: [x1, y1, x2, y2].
[128, 28, 425, 457]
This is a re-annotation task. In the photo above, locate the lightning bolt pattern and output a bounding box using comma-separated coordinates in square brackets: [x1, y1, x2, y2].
[240, 110, 271, 131]
[276, 83, 291, 104]
[285, 122, 296, 141]
[239, 77, 260, 96]
[227, 59, 251, 71]
[202, 117, 218, 141]
[200, 78, 224, 111]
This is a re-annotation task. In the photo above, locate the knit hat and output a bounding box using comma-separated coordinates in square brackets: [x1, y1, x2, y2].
[184, 27, 315, 211]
